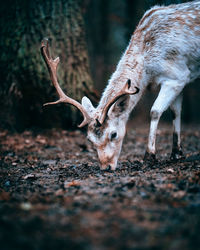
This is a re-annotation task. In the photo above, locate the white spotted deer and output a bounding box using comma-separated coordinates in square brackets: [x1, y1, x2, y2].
[41, 1, 200, 170]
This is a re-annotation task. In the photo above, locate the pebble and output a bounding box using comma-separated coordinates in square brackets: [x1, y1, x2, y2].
[20, 202, 32, 211]
[22, 174, 36, 180]
[167, 168, 175, 173]
[4, 180, 10, 187]
[42, 160, 56, 166]
[140, 191, 148, 198]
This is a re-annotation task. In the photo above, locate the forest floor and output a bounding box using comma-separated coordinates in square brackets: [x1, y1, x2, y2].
[0, 123, 200, 250]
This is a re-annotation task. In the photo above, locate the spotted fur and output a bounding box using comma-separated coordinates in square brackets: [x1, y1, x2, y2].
[83, 1, 200, 170]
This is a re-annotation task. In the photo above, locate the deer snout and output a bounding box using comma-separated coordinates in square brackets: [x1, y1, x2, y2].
[97, 141, 122, 171]
[98, 153, 118, 171]
[101, 162, 117, 171]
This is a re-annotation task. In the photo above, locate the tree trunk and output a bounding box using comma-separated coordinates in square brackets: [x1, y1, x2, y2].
[0, 0, 98, 131]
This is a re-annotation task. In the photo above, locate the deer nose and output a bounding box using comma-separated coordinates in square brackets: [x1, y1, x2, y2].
[103, 165, 112, 172]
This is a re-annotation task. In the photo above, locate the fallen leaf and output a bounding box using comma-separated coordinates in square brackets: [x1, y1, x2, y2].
[0, 190, 10, 201]
[64, 180, 81, 188]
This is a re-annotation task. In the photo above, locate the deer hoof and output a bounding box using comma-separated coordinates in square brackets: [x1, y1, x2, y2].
[170, 149, 184, 161]
[144, 151, 157, 164]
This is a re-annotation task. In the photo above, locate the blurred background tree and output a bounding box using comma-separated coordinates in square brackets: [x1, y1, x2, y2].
[0, 0, 98, 131]
[0, 0, 198, 131]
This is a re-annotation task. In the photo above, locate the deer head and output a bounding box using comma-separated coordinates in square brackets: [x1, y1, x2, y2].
[41, 39, 139, 170]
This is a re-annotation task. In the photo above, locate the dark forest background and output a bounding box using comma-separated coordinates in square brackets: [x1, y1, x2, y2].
[0, 0, 199, 131]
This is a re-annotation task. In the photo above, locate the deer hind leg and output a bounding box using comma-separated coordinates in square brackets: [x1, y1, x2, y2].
[170, 94, 183, 160]
[144, 80, 185, 162]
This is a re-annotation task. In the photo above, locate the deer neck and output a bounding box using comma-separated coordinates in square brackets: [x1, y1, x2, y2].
[97, 39, 147, 113]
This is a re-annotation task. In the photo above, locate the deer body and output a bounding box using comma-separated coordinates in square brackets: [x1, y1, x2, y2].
[41, 1, 200, 170]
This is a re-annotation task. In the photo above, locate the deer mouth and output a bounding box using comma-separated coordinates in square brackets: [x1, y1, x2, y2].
[100, 165, 112, 172]
[100, 159, 118, 171]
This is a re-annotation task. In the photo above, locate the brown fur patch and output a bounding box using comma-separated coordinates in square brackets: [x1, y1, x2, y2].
[138, 7, 165, 27]
[98, 136, 110, 152]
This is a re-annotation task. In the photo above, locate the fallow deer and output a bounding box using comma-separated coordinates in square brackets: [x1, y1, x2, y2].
[41, 1, 200, 170]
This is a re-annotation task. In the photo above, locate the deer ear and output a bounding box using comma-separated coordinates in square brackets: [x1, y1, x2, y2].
[108, 95, 130, 117]
[81, 96, 95, 114]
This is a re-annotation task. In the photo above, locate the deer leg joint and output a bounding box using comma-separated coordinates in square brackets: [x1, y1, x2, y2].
[150, 110, 159, 120]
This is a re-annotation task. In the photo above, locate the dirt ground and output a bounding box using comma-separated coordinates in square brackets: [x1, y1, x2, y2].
[0, 123, 200, 250]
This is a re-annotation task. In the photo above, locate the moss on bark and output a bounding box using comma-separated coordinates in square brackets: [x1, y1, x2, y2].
[0, 0, 97, 130]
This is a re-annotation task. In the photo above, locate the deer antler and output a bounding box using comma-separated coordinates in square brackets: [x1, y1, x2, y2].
[97, 79, 139, 125]
[41, 39, 90, 128]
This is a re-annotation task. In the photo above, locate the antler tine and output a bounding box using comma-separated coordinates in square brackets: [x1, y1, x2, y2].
[41, 39, 90, 128]
[98, 79, 140, 125]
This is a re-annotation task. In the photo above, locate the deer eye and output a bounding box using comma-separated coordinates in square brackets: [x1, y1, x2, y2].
[110, 131, 117, 141]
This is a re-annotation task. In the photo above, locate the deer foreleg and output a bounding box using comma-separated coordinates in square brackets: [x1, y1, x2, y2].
[144, 80, 185, 161]
[170, 94, 183, 160]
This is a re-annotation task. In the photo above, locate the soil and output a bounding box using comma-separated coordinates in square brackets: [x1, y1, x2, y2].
[0, 124, 200, 250]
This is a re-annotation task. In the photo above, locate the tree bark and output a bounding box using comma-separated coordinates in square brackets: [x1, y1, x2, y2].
[0, 0, 97, 130]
